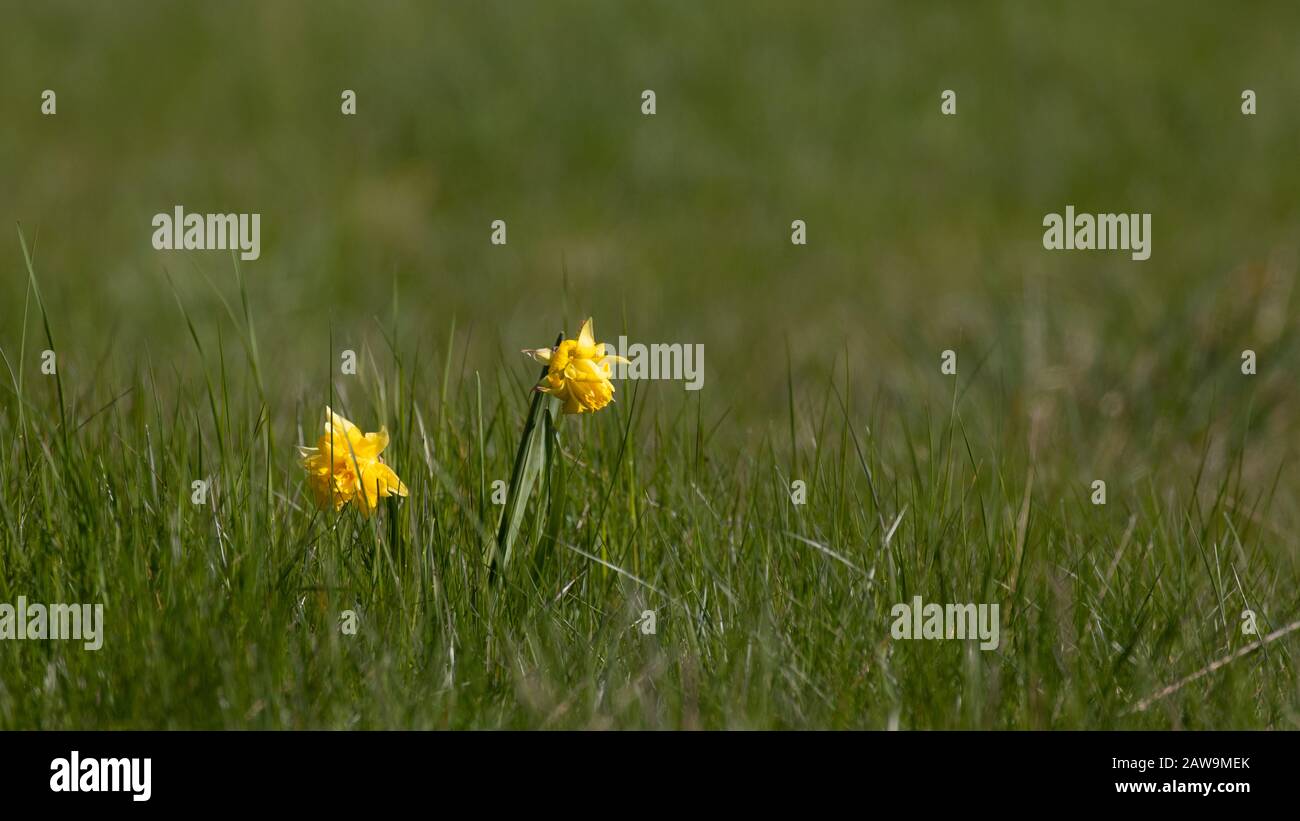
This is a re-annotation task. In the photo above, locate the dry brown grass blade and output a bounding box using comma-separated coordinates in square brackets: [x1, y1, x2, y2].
[1128, 618, 1300, 714]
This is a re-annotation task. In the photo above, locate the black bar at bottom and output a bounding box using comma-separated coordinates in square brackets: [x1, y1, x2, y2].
[0, 730, 1283, 808]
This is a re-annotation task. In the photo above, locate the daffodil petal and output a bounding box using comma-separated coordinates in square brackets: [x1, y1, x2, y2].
[301, 410, 408, 515]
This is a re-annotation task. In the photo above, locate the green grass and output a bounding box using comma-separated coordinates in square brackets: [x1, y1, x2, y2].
[1, 2, 1299, 728]
[2, 231, 1297, 729]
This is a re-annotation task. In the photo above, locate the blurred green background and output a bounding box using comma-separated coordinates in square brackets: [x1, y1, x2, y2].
[2, 5, 1295, 380]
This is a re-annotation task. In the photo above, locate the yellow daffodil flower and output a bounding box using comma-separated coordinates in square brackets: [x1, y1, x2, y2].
[298, 407, 408, 515]
[523, 318, 627, 414]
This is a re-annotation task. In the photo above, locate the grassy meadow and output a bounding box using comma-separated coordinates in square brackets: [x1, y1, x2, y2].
[1, 2, 1299, 729]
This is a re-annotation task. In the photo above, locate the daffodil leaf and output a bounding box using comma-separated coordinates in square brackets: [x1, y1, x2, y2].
[492, 396, 543, 577]
[491, 336, 561, 581]
[536, 403, 567, 580]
